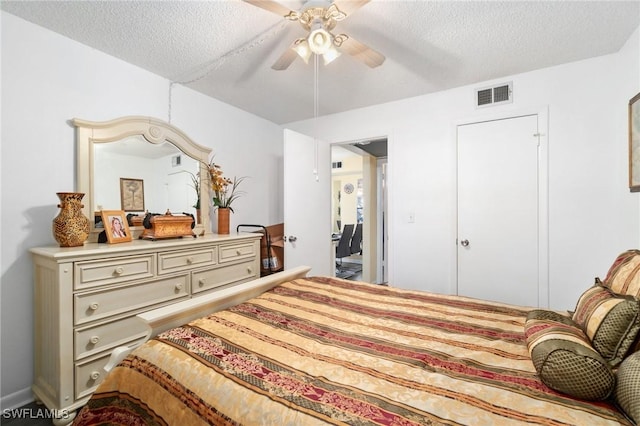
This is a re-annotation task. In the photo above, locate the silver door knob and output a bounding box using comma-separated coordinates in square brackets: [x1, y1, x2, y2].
[460, 239, 470, 247]
[287, 236, 297, 242]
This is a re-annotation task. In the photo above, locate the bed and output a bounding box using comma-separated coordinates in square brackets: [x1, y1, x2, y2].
[72, 254, 640, 425]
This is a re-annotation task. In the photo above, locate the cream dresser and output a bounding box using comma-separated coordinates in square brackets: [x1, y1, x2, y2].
[30, 233, 261, 421]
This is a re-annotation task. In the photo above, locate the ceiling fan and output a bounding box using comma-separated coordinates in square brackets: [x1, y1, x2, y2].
[243, 0, 385, 70]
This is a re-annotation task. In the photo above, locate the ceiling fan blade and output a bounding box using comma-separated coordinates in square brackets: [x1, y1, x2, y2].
[243, 0, 295, 17]
[333, 0, 371, 17]
[338, 35, 385, 68]
[271, 47, 298, 70]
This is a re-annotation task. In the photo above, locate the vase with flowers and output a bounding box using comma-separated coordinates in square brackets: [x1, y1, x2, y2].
[208, 159, 246, 234]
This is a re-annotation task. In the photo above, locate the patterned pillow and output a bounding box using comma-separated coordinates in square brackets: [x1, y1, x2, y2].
[572, 285, 640, 367]
[614, 351, 640, 424]
[525, 310, 615, 401]
[603, 249, 640, 298]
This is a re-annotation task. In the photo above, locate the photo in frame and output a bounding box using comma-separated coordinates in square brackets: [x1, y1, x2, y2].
[120, 178, 145, 211]
[629, 92, 640, 192]
[102, 210, 132, 244]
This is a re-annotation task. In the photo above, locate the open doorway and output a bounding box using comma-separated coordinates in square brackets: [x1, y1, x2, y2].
[331, 139, 388, 284]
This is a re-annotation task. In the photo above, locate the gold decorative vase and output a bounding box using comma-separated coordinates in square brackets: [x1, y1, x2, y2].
[217, 207, 230, 234]
[52, 192, 90, 247]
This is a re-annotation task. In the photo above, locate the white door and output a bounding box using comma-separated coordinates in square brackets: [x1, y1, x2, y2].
[166, 172, 191, 214]
[284, 129, 332, 276]
[457, 115, 540, 306]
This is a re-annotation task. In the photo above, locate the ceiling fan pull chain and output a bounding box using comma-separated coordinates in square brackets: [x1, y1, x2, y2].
[313, 55, 320, 182]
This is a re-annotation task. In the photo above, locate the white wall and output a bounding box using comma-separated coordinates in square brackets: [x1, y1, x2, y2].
[0, 12, 283, 408]
[333, 177, 362, 228]
[288, 27, 640, 310]
[334, 174, 360, 226]
[331, 153, 363, 230]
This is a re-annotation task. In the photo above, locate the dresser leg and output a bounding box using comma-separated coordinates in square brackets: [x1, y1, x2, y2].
[52, 409, 76, 426]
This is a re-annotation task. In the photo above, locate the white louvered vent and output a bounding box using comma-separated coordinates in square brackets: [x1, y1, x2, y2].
[475, 82, 513, 108]
[332, 161, 343, 169]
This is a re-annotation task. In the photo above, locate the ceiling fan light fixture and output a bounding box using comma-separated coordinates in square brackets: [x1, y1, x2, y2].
[292, 38, 312, 64]
[244, 0, 385, 70]
[322, 44, 341, 65]
[308, 24, 332, 54]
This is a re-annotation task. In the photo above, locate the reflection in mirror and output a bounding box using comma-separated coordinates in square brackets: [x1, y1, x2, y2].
[93, 137, 200, 218]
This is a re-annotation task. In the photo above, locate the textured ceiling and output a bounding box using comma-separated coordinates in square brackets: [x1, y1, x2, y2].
[3, 1, 639, 124]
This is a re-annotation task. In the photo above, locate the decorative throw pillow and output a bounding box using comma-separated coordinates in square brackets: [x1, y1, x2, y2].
[614, 351, 640, 424]
[527, 308, 574, 325]
[572, 285, 640, 367]
[524, 310, 615, 401]
[603, 249, 640, 298]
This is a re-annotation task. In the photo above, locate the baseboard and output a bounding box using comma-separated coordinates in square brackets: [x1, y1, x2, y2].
[1, 387, 34, 411]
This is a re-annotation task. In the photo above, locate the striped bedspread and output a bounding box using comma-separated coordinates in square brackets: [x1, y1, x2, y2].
[73, 276, 630, 425]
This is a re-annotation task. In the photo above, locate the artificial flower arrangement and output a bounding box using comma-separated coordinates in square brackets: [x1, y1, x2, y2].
[208, 159, 246, 212]
[182, 158, 246, 213]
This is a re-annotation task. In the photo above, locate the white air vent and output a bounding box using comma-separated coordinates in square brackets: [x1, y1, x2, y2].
[475, 82, 513, 108]
[332, 161, 343, 169]
[172, 155, 182, 167]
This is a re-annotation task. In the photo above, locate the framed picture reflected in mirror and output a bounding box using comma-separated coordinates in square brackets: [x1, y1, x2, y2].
[120, 178, 145, 211]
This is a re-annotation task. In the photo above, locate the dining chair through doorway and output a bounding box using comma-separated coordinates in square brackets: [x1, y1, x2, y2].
[350, 223, 363, 255]
[336, 224, 354, 270]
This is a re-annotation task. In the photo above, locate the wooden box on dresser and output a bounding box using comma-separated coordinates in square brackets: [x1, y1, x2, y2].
[30, 232, 261, 423]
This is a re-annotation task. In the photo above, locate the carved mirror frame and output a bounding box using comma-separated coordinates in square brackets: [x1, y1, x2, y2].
[73, 116, 212, 241]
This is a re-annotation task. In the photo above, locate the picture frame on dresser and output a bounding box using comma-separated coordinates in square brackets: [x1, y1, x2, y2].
[629, 92, 640, 192]
[102, 210, 132, 243]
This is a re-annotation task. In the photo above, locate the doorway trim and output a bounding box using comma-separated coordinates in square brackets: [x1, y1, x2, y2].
[451, 106, 549, 307]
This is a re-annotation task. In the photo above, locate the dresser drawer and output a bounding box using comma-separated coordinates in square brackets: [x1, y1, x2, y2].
[219, 242, 256, 263]
[192, 261, 257, 294]
[74, 275, 189, 325]
[74, 343, 142, 400]
[158, 247, 216, 275]
[75, 354, 110, 399]
[75, 315, 148, 360]
[74, 255, 155, 290]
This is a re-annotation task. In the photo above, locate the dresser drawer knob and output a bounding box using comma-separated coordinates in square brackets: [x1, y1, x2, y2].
[90, 371, 101, 381]
[89, 303, 99, 311]
[198, 278, 205, 287]
[236, 249, 242, 255]
[89, 336, 100, 345]
[175, 283, 183, 291]
[247, 267, 253, 273]
[186, 257, 194, 264]
[114, 266, 124, 275]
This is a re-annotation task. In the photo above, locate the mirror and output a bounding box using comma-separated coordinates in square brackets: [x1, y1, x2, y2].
[93, 137, 201, 213]
[73, 116, 212, 241]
